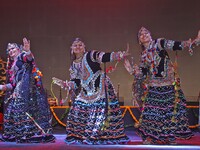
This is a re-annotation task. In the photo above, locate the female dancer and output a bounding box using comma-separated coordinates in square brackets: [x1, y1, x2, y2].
[53, 38, 130, 144]
[0, 38, 55, 143]
[124, 27, 200, 144]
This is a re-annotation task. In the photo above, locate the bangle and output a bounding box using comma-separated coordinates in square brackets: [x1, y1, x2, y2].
[119, 51, 126, 60]
[25, 50, 31, 55]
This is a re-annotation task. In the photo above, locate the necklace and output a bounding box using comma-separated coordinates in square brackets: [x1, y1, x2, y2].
[74, 55, 83, 63]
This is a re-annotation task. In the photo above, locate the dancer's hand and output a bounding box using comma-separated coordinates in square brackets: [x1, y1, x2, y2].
[0, 85, 6, 91]
[124, 59, 133, 74]
[193, 30, 200, 45]
[23, 38, 30, 52]
[52, 77, 66, 88]
[0, 85, 3, 90]
[183, 38, 192, 48]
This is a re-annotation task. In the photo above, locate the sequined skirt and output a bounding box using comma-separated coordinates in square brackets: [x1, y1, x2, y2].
[65, 79, 129, 144]
[137, 85, 193, 144]
[2, 80, 55, 143]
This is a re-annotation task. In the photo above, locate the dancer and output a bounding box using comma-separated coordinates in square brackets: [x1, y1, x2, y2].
[124, 27, 200, 144]
[0, 38, 55, 143]
[52, 38, 130, 144]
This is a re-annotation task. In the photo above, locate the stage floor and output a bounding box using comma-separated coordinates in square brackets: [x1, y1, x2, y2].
[0, 128, 200, 150]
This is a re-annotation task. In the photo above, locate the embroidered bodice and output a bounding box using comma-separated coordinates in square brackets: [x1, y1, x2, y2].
[7, 52, 34, 88]
[140, 38, 183, 86]
[69, 50, 124, 103]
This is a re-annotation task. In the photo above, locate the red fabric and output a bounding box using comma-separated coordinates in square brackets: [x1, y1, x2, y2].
[0, 113, 3, 123]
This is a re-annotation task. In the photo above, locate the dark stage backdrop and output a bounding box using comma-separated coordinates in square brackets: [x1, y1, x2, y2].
[0, 0, 199, 105]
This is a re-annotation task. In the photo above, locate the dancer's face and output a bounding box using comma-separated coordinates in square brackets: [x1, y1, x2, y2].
[138, 29, 152, 45]
[7, 45, 21, 59]
[71, 41, 85, 56]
